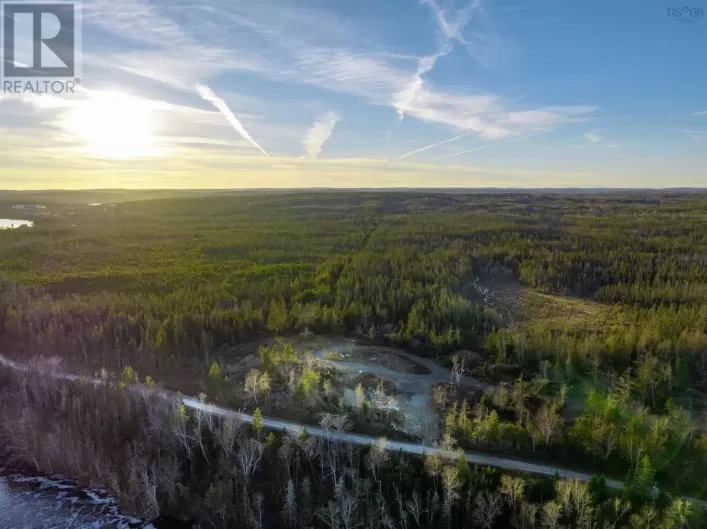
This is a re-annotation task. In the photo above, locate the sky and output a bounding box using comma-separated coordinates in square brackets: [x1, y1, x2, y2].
[0, 0, 706, 190]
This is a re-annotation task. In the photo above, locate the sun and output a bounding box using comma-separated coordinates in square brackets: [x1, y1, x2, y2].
[63, 91, 161, 158]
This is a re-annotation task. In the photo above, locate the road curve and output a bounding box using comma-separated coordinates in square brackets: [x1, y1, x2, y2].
[0, 353, 621, 488]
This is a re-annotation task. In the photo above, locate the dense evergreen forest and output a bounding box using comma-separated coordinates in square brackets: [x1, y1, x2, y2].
[1, 190, 707, 526]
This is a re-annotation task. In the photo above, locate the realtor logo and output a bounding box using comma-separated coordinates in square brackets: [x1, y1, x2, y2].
[668, 6, 704, 22]
[1, 1, 82, 93]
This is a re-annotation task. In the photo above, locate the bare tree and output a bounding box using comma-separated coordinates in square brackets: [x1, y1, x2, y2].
[605, 498, 632, 529]
[451, 355, 465, 387]
[404, 491, 425, 528]
[137, 460, 160, 520]
[441, 466, 461, 520]
[205, 479, 234, 527]
[500, 475, 526, 511]
[250, 492, 265, 529]
[319, 414, 344, 484]
[258, 371, 271, 402]
[512, 502, 538, 529]
[441, 433, 458, 453]
[370, 381, 388, 418]
[282, 479, 297, 527]
[374, 494, 396, 529]
[396, 487, 409, 529]
[245, 369, 264, 404]
[278, 440, 295, 479]
[571, 480, 592, 521]
[155, 454, 181, 505]
[238, 437, 264, 477]
[300, 475, 313, 526]
[534, 402, 562, 445]
[318, 500, 341, 529]
[541, 501, 561, 529]
[473, 492, 502, 529]
[555, 479, 574, 518]
[433, 384, 448, 407]
[339, 489, 359, 529]
[424, 453, 443, 489]
[332, 413, 352, 436]
[629, 505, 658, 529]
[366, 437, 388, 482]
[170, 400, 193, 460]
[217, 415, 243, 457]
[192, 393, 213, 460]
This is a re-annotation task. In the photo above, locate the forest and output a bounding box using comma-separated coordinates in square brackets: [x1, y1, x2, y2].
[1, 190, 707, 527]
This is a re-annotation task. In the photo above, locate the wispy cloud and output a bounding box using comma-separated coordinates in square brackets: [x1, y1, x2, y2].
[395, 106, 592, 160]
[393, 0, 484, 120]
[302, 111, 340, 158]
[393, 47, 451, 120]
[79, 0, 595, 143]
[584, 131, 602, 143]
[196, 84, 270, 157]
[682, 129, 705, 140]
[695, 110, 707, 116]
[584, 130, 617, 148]
[430, 129, 552, 161]
[421, 0, 483, 46]
[396, 130, 475, 160]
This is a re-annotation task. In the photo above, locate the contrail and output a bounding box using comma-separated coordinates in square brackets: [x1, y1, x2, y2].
[196, 83, 269, 157]
[430, 130, 552, 162]
[396, 130, 475, 160]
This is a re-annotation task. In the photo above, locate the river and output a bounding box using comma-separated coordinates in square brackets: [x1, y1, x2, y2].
[0, 471, 150, 528]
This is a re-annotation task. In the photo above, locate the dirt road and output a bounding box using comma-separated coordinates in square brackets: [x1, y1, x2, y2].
[6, 353, 707, 503]
[0, 354, 618, 488]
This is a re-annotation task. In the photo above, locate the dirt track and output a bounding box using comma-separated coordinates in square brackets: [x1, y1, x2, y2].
[6, 353, 707, 503]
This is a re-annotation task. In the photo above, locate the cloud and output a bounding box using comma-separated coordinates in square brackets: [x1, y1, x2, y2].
[394, 99, 595, 160]
[695, 110, 707, 116]
[394, 0, 484, 120]
[3, 0, 600, 173]
[393, 47, 451, 120]
[302, 111, 340, 158]
[584, 132, 602, 143]
[584, 130, 619, 148]
[393, 0, 480, 120]
[78, 0, 595, 143]
[404, 90, 594, 138]
[196, 84, 270, 157]
[396, 131, 475, 160]
[421, 0, 483, 46]
[682, 129, 705, 140]
[430, 130, 553, 161]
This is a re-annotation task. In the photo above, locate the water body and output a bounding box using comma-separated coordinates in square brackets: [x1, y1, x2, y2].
[0, 219, 34, 229]
[0, 472, 149, 529]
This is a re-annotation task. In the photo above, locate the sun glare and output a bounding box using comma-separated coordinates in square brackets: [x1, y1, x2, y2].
[63, 91, 160, 158]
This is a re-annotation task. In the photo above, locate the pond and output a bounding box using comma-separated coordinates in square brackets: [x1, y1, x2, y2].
[0, 219, 34, 229]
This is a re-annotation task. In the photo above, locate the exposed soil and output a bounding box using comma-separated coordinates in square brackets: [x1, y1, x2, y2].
[324, 346, 432, 375]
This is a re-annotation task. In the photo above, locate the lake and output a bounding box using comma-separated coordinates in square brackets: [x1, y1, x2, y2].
[0, 472, 149, 529]
[0, 219, 34, 229]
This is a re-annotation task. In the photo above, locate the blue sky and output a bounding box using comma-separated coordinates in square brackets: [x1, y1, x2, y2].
[1, 0, 706, 189]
